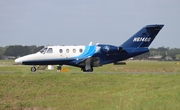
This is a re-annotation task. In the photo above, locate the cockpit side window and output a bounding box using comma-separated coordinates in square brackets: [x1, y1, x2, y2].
[46, 48, 53, 53]
[39, 48, 47, 54]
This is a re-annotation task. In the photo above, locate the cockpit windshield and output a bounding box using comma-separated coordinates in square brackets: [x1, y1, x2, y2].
[39, 47, 47, 54]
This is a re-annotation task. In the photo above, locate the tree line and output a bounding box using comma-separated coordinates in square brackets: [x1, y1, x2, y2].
[1, 45, 180, 61]
[134, 47, 180, 61]
[0, 45, 44, 59]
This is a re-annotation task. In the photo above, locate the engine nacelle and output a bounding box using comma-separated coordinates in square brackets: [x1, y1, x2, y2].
[97, 44, 123, 54]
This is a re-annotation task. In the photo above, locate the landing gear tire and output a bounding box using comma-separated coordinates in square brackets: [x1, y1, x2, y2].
[82, 68, 93, 72]
[89, 68, 93, 72]
[31, 67, 36, 72]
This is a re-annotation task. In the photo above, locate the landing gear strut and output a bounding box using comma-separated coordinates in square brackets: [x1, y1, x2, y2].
[82, 58, 93, 72]
[31, 66, 36, 72]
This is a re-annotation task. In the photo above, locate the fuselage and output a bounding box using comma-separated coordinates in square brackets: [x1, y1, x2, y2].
[15, 44, 149, 66]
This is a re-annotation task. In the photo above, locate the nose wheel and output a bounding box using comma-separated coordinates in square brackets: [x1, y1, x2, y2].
[31, 67, 36, 72]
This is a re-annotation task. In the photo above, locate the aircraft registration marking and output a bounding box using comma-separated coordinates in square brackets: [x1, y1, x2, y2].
[133, 37, 151, 42]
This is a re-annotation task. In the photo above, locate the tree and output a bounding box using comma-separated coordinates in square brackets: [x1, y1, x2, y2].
[0, 47, 5, 59]
[176, 54, 180, 60]
[4, 45, 30, 57]
[3, 45, 44, 58]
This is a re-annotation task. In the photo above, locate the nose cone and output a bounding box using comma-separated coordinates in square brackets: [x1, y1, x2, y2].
[15, 57, 22, 64]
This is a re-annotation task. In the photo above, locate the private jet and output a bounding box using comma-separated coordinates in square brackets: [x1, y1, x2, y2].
[15, 24, 164, 72]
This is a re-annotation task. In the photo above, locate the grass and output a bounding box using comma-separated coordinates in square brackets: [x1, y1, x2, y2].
[1, 60, 180, 109]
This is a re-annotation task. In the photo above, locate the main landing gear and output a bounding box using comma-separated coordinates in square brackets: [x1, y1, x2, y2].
[82, 58, 93, 72]
[31, 66, 36, 72]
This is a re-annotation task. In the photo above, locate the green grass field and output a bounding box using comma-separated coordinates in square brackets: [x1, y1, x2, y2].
[1, 60, 180, 110]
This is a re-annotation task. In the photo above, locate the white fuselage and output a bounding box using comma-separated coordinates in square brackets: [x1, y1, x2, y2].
[15, 45, 99, 65]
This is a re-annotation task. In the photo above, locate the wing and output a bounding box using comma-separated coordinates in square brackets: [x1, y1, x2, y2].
[71, 57, 102, 67]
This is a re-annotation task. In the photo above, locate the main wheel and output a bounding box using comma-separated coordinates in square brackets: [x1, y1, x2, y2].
[82, 68, 93, 72]
[88, 68, 93, 72]
[31, 67, 36, 72]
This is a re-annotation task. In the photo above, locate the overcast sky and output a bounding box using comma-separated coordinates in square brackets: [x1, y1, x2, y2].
[0, 0, 180, 48]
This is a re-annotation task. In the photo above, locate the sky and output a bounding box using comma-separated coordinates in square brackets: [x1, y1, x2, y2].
[0, 0, 180, 48]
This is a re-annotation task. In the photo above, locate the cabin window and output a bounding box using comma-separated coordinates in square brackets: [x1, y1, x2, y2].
[59, 49, 63, 53]
[47, 48, 53, 53]
[66, 49, 69, 53]
[79, 49, 83, 53]
[73, 49, 76, 53]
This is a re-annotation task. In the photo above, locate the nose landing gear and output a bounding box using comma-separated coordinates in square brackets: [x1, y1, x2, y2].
[31, 66, 36, 72]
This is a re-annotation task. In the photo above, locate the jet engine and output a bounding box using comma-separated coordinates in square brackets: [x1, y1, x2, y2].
[97, 44, 123, 54]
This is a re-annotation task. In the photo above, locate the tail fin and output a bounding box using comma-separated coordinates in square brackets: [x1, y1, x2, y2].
[121, 24, 164, 48]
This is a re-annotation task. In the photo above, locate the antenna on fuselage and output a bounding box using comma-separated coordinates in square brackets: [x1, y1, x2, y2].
[89, 42, 93, 46]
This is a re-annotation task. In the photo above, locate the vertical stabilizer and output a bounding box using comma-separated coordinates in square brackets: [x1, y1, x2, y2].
[121, 24, 164, 48]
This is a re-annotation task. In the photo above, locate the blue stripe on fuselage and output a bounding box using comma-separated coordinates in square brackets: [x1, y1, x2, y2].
[75, 46, 96, 58]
